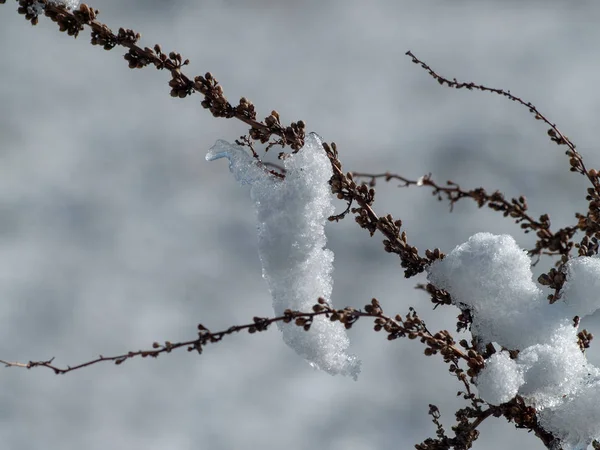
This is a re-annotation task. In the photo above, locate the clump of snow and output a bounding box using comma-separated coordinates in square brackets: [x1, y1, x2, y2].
[29, 0, 80, 15]
[207, 133, 361, 379]
[428, 233, 600, 449]
[49, 0, 80, 10]
[475, 351, 523, 405]
[561, 257, 600, 318]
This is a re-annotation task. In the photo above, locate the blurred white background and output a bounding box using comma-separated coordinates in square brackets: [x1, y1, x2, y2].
[1, 1, 599, 449]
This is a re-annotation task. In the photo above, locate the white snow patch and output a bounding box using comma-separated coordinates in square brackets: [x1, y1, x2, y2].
[428, 233, 600, 449]
[207, 133, 360, 379]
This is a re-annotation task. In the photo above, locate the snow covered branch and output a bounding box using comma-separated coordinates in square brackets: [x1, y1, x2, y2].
[6, 2, 600, 448]
[207, 133, 361, 378]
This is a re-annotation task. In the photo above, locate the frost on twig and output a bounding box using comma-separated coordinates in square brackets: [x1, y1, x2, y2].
[428, 233, 600, 449]
[33, 0, 80, 12]
[50, 0, 79, 9]
[207, 133, 361, 379]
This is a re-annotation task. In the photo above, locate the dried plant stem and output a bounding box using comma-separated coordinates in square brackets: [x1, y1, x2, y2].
[6, 0, 306, 150]
[0, 298, 477, 376]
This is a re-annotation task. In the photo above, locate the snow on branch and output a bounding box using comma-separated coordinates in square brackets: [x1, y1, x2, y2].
[428, 233, 600, 449]
[207, 133, 361, 379]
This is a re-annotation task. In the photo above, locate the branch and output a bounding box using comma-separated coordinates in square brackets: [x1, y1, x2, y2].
[324, 142, 447, 278]
[405, 50, 586, 181]
[350, 171, 577, 263]
[1, 298, 478, 376]
[405, 50, 600, 302]
[5, 0, 306, 150]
